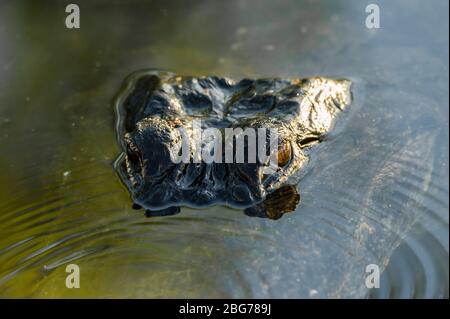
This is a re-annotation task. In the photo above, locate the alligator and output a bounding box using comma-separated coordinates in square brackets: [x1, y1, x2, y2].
[114, 70, 352, 219]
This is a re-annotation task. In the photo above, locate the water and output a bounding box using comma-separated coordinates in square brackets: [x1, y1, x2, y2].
[0, 0, 448, 298]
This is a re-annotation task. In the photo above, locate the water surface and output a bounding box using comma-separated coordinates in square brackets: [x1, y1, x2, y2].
[0, 0, 448, 298]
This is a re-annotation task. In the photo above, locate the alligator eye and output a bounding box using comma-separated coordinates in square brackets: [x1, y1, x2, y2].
[277, 142, 291, 167]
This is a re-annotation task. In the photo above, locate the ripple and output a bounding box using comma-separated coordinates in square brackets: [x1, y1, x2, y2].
[370, 221, 449, 299]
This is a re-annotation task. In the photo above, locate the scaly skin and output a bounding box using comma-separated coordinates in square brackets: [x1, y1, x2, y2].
[114, 70, 352, 219]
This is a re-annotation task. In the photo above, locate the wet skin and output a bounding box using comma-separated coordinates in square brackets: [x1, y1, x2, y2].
[115, 71, 351, 219]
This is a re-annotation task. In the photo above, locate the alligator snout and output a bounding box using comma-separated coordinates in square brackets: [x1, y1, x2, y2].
[123, 126, 268, 208]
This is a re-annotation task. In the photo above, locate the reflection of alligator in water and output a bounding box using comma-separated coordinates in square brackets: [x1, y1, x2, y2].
[114, 71, 352, 219]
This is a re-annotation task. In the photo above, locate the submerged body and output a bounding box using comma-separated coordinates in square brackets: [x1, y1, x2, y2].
[115, 71, 351, 219]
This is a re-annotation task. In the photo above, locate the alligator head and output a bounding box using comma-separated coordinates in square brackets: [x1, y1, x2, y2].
[114, 71, 351, 219]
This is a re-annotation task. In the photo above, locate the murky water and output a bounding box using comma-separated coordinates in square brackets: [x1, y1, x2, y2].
[0, 0, 448, 298]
